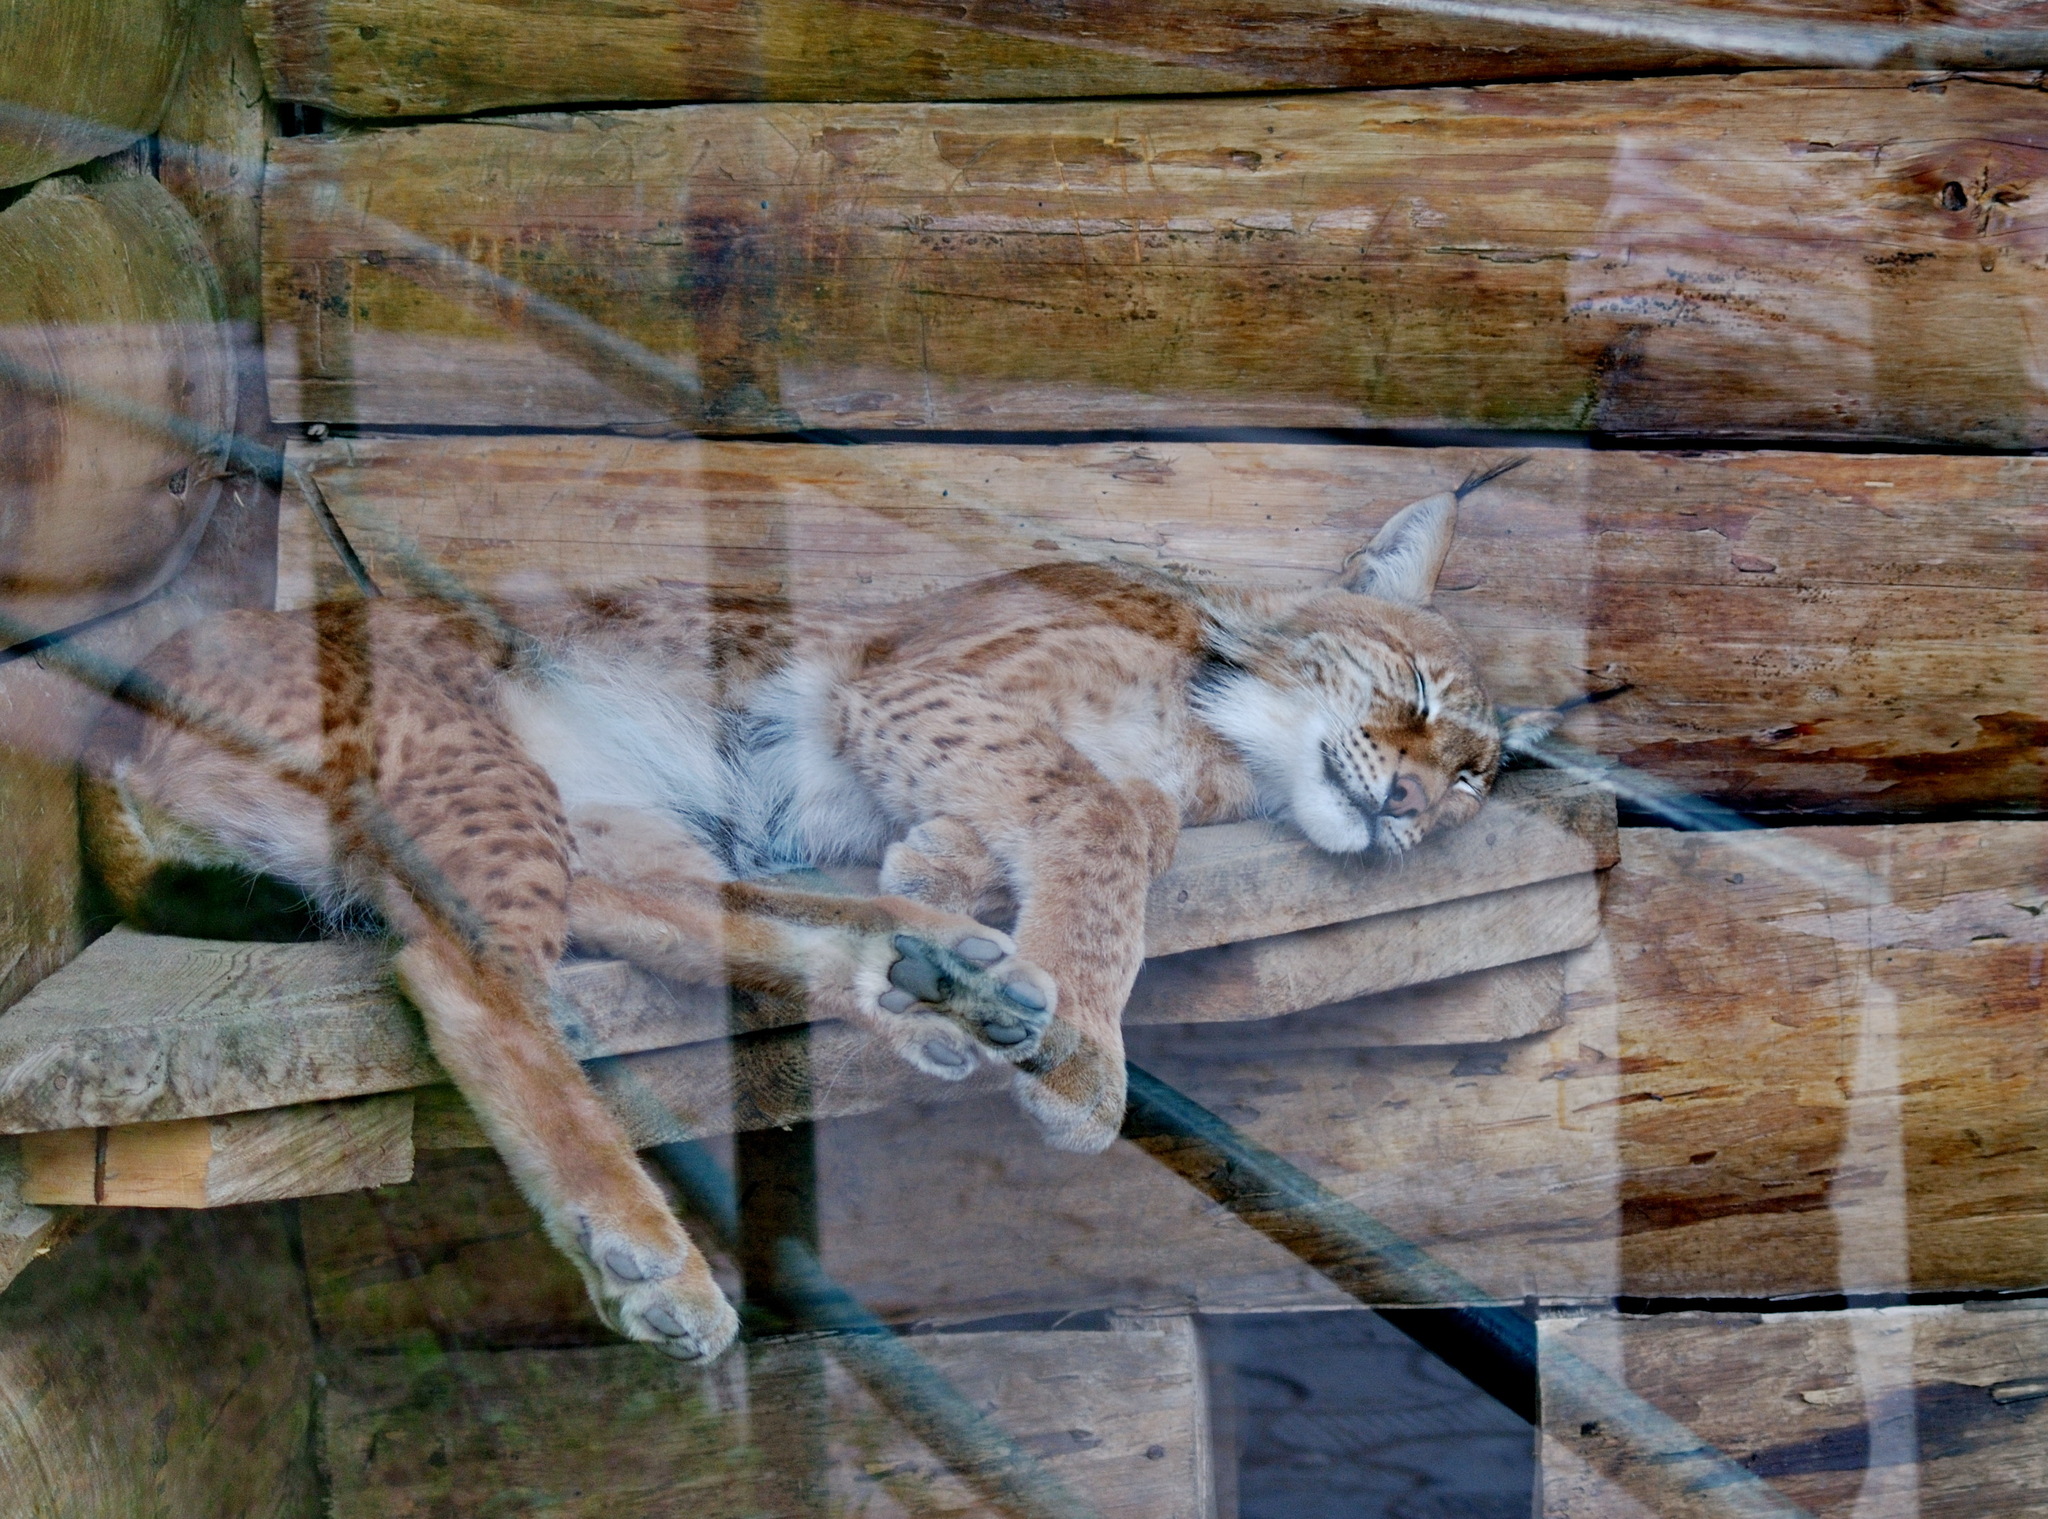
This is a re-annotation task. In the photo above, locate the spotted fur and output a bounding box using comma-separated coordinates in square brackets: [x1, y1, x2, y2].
[79, 478, 1501, 1360]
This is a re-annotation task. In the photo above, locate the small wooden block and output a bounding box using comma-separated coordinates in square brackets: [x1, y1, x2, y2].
[20, 1093, 414, 1208]
[1542, 1304, 2048, 1518]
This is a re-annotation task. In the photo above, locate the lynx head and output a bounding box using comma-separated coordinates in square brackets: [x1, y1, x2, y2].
[1193, 481, 1507, 857]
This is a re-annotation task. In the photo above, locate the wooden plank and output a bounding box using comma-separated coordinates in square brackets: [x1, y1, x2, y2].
[279, 433, 2048, 817]
[262, 75, 2048, 443]
[319, 1316, 1211, 1518]
[0, 768, 1603, 1133]
[1127, 872, 1599, 1025]
[20, 1093, 414, 1208]
[1542, 1304, 2048, 1517]
[1127, 953, 1568, 1055]
[0, 1207, 318, 1515]
[0, 0, 194, 187]
[243, 0, 2032, 118]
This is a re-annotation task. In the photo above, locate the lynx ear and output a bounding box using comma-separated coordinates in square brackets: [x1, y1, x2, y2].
[1339, 491, 1457, 605]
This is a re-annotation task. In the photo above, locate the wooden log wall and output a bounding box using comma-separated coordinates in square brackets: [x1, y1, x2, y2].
[0, 0, 198, 189]
[262, 74, 2048, 444]
[8, 0, 2048, 1509]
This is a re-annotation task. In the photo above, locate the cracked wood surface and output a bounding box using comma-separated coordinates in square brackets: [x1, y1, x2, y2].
[263, 74, 2048, 443]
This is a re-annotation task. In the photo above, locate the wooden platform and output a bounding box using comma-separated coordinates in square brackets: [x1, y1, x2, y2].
[262, 74, 2047, 444]
[0, 770, 1610, 1214]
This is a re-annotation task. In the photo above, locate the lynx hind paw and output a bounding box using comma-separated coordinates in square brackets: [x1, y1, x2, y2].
[575, 1219, 739, 1362]
[1012, 1028, 1126, 1154]
[863, 917, 1057, 1079]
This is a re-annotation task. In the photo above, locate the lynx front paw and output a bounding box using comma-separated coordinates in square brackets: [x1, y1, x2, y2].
[858, 913, 1057, 1079]
[1012, 1026, 1126, 1154]
[575, 1218, 739, 1362]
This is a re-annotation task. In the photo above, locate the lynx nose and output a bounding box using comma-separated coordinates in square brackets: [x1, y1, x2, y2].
[1380, 774, 1428, 818]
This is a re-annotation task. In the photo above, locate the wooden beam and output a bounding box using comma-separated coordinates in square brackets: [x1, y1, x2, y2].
[262, 76, 2046, 443]
[243, 0, 2038, 118]
[1542, 1304, 2048, 1517]
[317, 1316, 1211, 1517]
[279, 433, 2048, 818]
[20, 1094, 414, 1208]
[0, 1139, 56, 1297]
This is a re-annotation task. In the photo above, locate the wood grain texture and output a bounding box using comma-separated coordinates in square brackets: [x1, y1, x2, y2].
[20, 1092, 414, 1207]
[279, 433, 2048, 817]
[0, 1207, 317, 1516]
[243, 0, 2048, 117]
[0, 0, 196, 187]
[0, 769, 1602, 1133]
[319, 1317, 1211, 1518]
[0, 169, 233, 641]
[262, 75, 2048, 442]
[0, 1139, 55, 1297]
[1542, 1304, 2048, 1517]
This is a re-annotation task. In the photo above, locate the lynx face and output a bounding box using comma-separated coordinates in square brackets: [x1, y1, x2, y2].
[1192, 481, 1504, 857]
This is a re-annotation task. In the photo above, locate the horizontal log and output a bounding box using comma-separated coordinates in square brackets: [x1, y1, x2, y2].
[0, 769, 1601, 1133]
[0, 0, 194, 187]
[1542, 1304, 2048, 1517]
[318, 1318, 1210, 1517]
[281, 433, 2048, 817]
[263, 75, 2047, 443]
[19, 1094, 413, 1208]
[244, 0, 2036, 118]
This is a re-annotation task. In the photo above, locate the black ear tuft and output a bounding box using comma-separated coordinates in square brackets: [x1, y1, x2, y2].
[1455, 454, 1531, 501]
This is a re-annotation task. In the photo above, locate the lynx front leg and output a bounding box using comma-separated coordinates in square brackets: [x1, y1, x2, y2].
[567, 807, 1056, 1080]
[907, 777, 1177, 1155]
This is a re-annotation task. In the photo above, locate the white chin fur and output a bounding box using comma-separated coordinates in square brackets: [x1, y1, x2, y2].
[1196, 672, 1382, 855]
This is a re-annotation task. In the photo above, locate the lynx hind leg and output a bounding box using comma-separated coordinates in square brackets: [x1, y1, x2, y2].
[373, 742, 737, 1360]
[392, 932, 736, 1361]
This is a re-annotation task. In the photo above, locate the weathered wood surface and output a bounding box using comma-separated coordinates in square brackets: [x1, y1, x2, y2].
[0, 770, 1602, 1133]
[1542, 1304, 2048, 1517]
[0, 1138, 55, 1297]
[0, 169, 233, 642]
[21, 1092, 414, 1207]
[0, 0, 197, 187]
[264, 74, 2048, 443]
[245, 0, 2048, 118]
[280, 434, 2048, 817]
[320, 1317, 1210, 1518]
[0, 1207, 318, 1515]
[1128, 872, 1598, 1024]
[805, 821, 2048, 1322]
[1129, 952, 1567, 1054]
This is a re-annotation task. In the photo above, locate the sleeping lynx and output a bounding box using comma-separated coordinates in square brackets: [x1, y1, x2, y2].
[80, 468, 1514, 1363]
